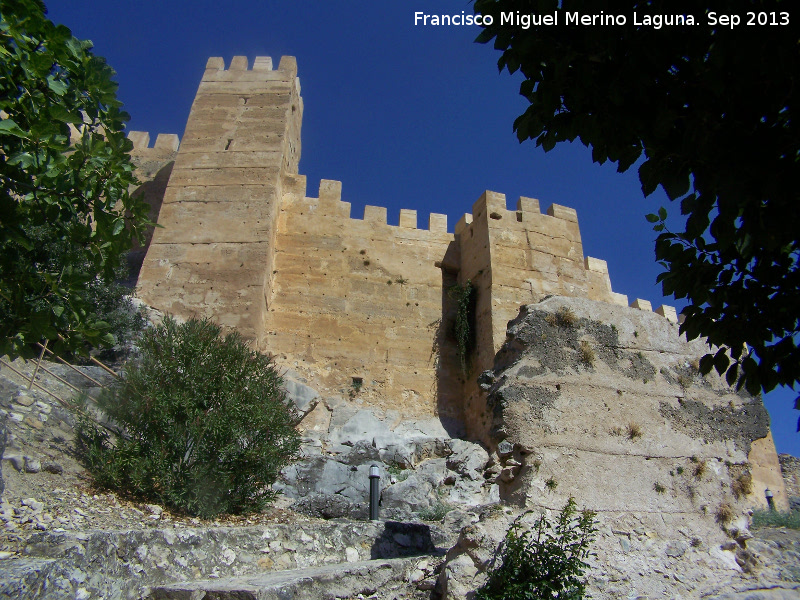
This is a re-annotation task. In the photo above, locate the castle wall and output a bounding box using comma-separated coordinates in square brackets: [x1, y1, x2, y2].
[137, 56, 302, 345]
[127, 132, 180, 282]
[265, 175, 464, 429]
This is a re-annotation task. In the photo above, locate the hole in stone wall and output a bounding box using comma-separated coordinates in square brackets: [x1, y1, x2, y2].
[516, 212, 523, 222]
[490, 212, 502, 220]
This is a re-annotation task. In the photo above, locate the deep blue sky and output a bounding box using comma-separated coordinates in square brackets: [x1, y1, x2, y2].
[44, 1, 798, 456]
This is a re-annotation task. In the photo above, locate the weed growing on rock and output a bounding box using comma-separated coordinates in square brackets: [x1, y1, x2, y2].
[654, 482, 666, 494]
[716, 502, 736, 525]
[731, 473, 753, 499]
[693, 460, 707, 479]
[676, 466, 684, 475]
[579, 340, 595, 366]
[545, 477, 558, 491]
[476, 497, 596, 600]
[418, 501, 452, 522]
[546, 306, 579, 328]
[626, 422, 642, 440]
[76, 317, 300, 518]
[349, 377, 363, 399]
[690, 537, 702, 548]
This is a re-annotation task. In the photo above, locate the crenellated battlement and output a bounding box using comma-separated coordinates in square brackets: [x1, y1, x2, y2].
[203, 55, 298, 74]
[127, 131, 180, 153]
[291, 178, 450, 233]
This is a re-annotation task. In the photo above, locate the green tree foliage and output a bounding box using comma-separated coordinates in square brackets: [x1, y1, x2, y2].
[476, 497, 597, 600]
[473, 0, 799, 413]
[0, 0, 150, 358]
[77, 317, 300, 518]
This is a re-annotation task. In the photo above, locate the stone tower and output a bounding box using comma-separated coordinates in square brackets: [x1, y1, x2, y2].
[137, 56, 302, 347]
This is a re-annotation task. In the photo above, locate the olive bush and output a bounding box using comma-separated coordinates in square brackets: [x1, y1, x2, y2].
[77, 317, 300, 518]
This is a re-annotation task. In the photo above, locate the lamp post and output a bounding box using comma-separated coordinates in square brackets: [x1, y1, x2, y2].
[765, 488, 775, 511]
[369, 465, 381, 520]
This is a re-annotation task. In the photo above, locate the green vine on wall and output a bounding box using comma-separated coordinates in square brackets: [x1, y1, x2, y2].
[449, 280, 476, 376]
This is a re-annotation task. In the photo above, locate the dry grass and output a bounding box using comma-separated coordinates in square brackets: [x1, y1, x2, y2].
[579, 340, 595, 366]
[693, 460, 707, 479]
[731, 473, 753, 499]
[716, 502, 736, 525]
[546, 306, 579, 328]
[626, 422, 642, 440]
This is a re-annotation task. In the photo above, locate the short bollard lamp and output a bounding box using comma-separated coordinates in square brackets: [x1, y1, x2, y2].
[765, 488, 775, 511]
[369, 465, 381, 520]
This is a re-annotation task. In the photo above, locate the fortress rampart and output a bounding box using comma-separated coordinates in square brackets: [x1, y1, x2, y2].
[135, 56, 700, 440]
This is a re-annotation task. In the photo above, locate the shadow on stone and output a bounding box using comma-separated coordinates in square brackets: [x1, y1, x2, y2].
[370, 521, 436, 559]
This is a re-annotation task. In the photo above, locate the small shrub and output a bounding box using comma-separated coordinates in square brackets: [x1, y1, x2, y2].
[532, 459, 542, 472]
[654, 482, 666, 494]
[557, 306, 578, 328]
[418, 501, 452, 522]
[731, 473, 753, 499]
[693, 460, 707, 479]
[395, 277, 408, 285]
[716, 502, 736, 525]
[676, 466, 684, 475]
[386, 463, 410, 482]
[751, 509, 800, 530]
[349, 377, 363, 399]
[476, 497, 597, 600]
[545, 477, 558, 491]
[626, 422, 642, 440]
[690, 537, 702, 548]
[579, 340, 595, 366]
[76, 317, 300, 518]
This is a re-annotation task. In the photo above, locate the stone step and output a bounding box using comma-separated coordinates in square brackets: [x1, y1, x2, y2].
[149, 556, 425, 600]
[0, 557, 59, 600]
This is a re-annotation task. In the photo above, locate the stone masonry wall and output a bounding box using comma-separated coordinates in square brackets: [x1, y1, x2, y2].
[266, 174, 463, 429]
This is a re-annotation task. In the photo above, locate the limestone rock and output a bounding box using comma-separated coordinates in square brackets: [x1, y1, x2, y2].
[446, 439, 489, 481]
[0, 411, 6, 497]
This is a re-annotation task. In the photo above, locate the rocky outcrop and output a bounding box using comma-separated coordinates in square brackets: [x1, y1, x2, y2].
[779, 454, 800, 511]
[278, 371, 496, 521]
[438, 296, 795, 599]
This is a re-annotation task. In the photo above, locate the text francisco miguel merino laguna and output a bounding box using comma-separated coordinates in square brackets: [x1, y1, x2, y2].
[414, 11, 745, 29]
